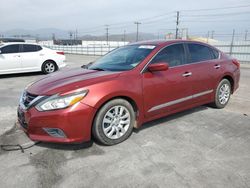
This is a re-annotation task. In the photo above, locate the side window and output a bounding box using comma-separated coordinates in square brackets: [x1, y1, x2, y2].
[188, 44, 214, 63]
[22, 44, 41, 52]
[37, 45, 42, 51]
[151, 44, 186, 67]
[1, 45, 20, 54]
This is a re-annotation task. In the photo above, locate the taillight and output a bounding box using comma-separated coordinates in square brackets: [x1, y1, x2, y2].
[56, 51, 64, 55]
[232, 59, 240, 69]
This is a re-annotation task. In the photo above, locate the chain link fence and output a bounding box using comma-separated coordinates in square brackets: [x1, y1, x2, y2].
[208, 41, 250, 64]
[46, 41, 250, 64]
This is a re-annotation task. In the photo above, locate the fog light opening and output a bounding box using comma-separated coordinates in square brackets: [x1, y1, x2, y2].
[43, 128, 66, 138]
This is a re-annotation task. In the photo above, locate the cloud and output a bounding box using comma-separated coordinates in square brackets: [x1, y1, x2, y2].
[0, 0, 249, 36]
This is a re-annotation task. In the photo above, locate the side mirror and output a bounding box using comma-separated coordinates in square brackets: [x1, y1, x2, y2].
[148, 63, 169, 72]
[81, 62, 93, 68]
[0, 49, 2, 54]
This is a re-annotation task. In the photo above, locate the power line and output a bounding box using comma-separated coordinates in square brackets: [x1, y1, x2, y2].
[77, 12, 175, 34]
[73, 4, 250, 38]
[142, 19, 174, 25]
[138, 12, 175, 22]
[182, 19, 250, 23]
[182, 11, 250, 17]
[180, 4, 250, 12]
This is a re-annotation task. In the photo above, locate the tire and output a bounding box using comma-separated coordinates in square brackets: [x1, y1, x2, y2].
[92, 99, 135, 145]
[212, 79, 231, 109]
[42, 60, 57, 74]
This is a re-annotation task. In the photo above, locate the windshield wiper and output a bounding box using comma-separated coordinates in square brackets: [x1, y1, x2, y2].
[91, 68, 105, 71]
[81, 64, 88, 69]
[81, 62, 93, 69]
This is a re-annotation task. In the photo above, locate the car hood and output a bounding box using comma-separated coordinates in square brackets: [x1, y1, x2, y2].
[27, 68, 120, 95]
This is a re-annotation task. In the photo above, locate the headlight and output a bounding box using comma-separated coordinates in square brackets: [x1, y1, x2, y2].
[36, 90, 88, 111]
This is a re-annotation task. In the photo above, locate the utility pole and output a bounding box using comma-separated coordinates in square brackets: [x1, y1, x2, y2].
[175, 11, 180, 39]
[207, 31, 210, 43]
[211, 30, 215, 39]
[69, 31, 73, 39]
[134, 21, 141, 42]
[75, 29, 78, 40]
[36, 34, 39, 43]
[69, 31, 73, 45]
[52, 33, 55, 41]
[123, 30, 126, 44]
[105, 25, 109, 44]
[245, 30, 248, 41]
[229, 29, 235, 55]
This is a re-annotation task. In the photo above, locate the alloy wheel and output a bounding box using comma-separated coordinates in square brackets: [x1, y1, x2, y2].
[102, 105, 131, 139]
[45, 62, 56, 73]
[218, 83, 230, 105]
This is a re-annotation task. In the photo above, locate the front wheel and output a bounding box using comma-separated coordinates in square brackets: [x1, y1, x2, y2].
[212, 79, 231, 109]
[42, 61, 57, 74]
[92, 99, 135, 145]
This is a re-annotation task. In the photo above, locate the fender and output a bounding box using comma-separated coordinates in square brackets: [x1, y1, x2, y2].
[80, 73, 145, 127]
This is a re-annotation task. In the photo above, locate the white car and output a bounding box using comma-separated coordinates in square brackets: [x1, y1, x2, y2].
[0, 42, 66, 75]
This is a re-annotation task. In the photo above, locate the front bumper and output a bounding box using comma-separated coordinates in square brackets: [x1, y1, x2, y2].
[17, 102, 96, 143]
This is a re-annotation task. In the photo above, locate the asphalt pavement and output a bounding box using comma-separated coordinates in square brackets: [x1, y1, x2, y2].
[0, 54, 249, 188]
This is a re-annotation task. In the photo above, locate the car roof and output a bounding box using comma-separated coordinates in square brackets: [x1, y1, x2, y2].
[129, 39, 213, 47]
[0, 42, 41, 47]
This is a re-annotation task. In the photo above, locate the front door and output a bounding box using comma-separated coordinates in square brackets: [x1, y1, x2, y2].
[142, 43, 194, 118]
[0, 44, 21, 74]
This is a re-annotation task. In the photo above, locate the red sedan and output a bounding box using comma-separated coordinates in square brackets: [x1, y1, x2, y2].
[17, 40, 240, 145]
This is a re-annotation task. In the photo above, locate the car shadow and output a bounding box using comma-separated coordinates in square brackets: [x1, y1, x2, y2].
[36, 140, 94, 151]
[134, 105, 209, 133]
[0, 72, 44, 79]
[35, 105, 210, 150]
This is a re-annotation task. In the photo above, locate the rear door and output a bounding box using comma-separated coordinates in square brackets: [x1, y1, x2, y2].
[185, 43, 221, 103]
[0, 44, 22, 74]
[19, 44, 42, 71]
[142, 43, 194, 118]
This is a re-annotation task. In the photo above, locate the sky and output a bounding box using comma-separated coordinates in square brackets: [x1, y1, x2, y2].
[0, 0, 250, 39]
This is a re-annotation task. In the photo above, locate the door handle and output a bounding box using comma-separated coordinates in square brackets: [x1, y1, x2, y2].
[182, 72, 192, 77]
[214, 64, 221, 69]
[13, 55, 20, 57]
[39, 54, 45, 56]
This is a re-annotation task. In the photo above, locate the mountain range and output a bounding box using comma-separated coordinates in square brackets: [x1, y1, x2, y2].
[0, 28, 159, 41]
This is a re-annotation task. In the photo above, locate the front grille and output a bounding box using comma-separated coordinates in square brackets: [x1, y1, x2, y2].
[23, 92, 38, 107]
[17, 109, 28, 129]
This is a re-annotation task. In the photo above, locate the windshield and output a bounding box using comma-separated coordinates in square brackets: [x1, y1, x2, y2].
[88, 45, 155, 71]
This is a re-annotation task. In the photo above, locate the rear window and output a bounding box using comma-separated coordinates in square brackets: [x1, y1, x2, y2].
[22, 44, 42, 52]
[188, 43, 214, 63]
[211, 48, 219, 59]
[0, 44, 20, 54]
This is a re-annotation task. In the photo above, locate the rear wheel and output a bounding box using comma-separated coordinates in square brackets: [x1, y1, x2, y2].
[212, 79, 231, 108]
[42, 60, 57, 74]
[92, 99, 135, 145]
